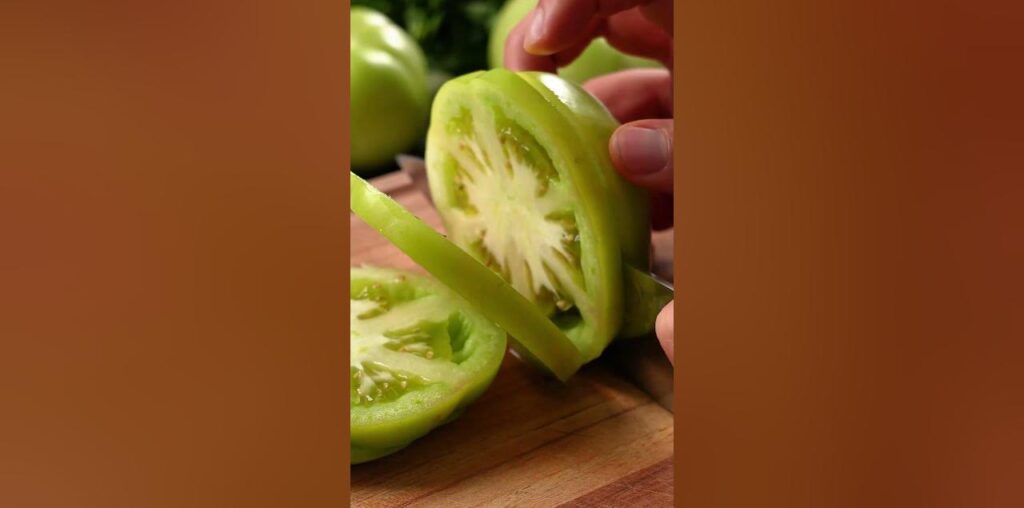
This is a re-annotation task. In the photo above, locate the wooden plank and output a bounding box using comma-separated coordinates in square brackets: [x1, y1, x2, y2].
[350, 173, 674, 507]
[560, 458, 674, 508]
[397, 402, 672, 507]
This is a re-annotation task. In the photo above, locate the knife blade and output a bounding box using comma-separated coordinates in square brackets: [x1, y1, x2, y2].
[396, 154, 432, 206]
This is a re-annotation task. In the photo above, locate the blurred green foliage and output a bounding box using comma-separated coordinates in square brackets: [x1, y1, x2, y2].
[351, 0, 506, 76]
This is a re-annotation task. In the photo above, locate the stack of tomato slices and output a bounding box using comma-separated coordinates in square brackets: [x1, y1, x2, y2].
[350, 69, 670, 464]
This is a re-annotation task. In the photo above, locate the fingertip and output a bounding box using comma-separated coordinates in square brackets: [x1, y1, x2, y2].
[504, 13, 556, 72]
[612, 125, 671, 174]
[523, 0, 603, 56]
[610, 120, 674, 194]
[503, 18, 527, 70]
[656, 301, 674, 365]
[523, 5, 547, 53]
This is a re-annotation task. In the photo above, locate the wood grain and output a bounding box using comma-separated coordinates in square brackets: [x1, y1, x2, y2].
[561, 459, 674, 508]
[350, 173, 674, 507]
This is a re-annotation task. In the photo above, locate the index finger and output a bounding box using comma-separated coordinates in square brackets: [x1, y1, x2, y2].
[524, 0, 667, 55]
[504, 0, 673, 73]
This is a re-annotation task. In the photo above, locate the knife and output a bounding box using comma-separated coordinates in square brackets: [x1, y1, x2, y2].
[397, 154, 435, 206]
[393, 154, 675, 412]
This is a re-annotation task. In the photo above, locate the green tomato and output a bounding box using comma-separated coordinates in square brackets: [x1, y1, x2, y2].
[487, 0, 661, 84]
[350, 7, 430, 172]
[350, 266, 507, 464]
[424, 69, 651, 364]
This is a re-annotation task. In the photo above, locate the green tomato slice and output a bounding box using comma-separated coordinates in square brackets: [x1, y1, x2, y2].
[350, 173, 583, 381]
[621, 267, 675, 338]
[424, 69, 651, 362]
[350, 266, 506, 464]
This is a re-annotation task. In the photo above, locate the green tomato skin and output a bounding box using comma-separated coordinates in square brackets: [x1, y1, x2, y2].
[620, 266, 674, 338]
[350, 7, 430, 172]
[488, 0, 661, 84]
[511, 71, 658, 337]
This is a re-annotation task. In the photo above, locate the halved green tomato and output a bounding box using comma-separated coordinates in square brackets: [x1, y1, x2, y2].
[350, 266, 506, 464]
[424, 69, 651, 363]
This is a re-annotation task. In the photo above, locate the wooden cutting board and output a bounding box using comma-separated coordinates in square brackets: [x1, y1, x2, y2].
[350, 172, 674, 507]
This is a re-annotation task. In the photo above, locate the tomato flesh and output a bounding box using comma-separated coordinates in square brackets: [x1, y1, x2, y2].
[350, 266, 506, 464]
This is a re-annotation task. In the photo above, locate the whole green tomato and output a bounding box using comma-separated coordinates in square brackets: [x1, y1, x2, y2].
[350, 7, 430, 172]
[487, 0, 661, 84]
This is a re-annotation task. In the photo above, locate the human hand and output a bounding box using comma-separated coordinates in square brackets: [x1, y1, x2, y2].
[504, 0, 675, 365]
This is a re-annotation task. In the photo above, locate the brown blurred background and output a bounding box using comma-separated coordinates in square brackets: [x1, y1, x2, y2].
[1, 2, 348, 506]
[678, 1, 1023, 506]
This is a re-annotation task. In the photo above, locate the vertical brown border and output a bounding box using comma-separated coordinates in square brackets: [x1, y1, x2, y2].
[1, 1, 350, 506]
[676, 1, 1024, 507]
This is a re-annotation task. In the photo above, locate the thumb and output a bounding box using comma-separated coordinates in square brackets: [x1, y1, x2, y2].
[610, 119, 673, 194]
[655, 300, 674, 366]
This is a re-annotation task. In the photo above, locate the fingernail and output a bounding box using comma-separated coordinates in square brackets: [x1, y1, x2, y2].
[614, 127, 670, 174]
[524, 7, 546, 50]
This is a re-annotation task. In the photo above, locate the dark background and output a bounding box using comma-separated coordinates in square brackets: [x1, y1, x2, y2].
[351, 0, 504, 76]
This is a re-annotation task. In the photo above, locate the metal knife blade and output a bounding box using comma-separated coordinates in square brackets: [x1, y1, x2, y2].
[396, 154, 432, 206]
